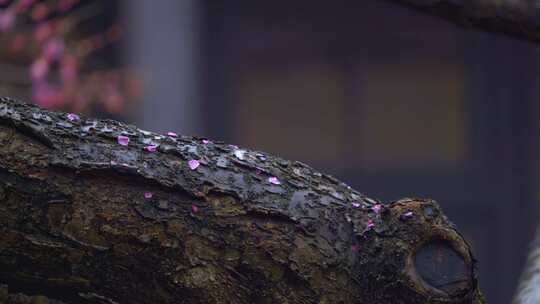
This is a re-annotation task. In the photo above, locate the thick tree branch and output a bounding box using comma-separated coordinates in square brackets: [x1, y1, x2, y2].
[0, 97, 484, 303]
[389, 0, 540, 43]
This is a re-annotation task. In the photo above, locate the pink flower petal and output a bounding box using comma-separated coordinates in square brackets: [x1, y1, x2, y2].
[191, 204, 198, 213]
[202, 139, 210, 144]
[43, 38, 65, 60]
[365, 219, 375, 231]
[372, 204, 382, 213]
[144, 191, 153, 199]
[403, 211, 414, 218]
[30, 57, 49, 80]
[117, 135, 129, 146]
[268, 176, 281, 185]
[188, 159, 200, 170]
[167, 132, 177, 137]
[351, 202, 361, 208]
[67, 113, 80, 121]
[0, 9, 15, 32]
[145, 145, 157, 152]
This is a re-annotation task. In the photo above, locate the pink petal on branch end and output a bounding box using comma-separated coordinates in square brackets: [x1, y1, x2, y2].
[167, 132, 177, 137]
[144, 191, 153, 199]
[268, 176, 281, 185]
[372, 204, 382, 214]
[366, 219, 375, 231]
[191, 204, 199, 213]
[145, 145, 157, 152]
[117, 135, 129, 146]
[67, 113, 80, 121]
[188, 159, 200, 170]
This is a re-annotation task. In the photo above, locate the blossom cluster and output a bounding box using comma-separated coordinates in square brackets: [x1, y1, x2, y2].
[0, 0, 142, 113]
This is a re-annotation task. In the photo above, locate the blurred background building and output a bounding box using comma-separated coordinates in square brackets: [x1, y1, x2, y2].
[1, 1, 540, 303]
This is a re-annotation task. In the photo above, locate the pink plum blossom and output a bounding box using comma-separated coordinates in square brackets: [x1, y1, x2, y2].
[30, 57, 49, 80]
[0, 9, 15, 32]
[43, 38, 65, 60]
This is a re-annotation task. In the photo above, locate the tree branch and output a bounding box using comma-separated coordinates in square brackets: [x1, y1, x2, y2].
[0, 97, 484, 303]
[389, 0, 540, 43]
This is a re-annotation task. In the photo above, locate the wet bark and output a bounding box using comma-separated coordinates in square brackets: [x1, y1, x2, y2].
[389, 0, 540, 43]
[0, 97, 484, 304]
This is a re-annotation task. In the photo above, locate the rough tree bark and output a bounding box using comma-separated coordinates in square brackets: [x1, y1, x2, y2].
[389, 0, 540, 43]
[0, 97, 484, 303]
